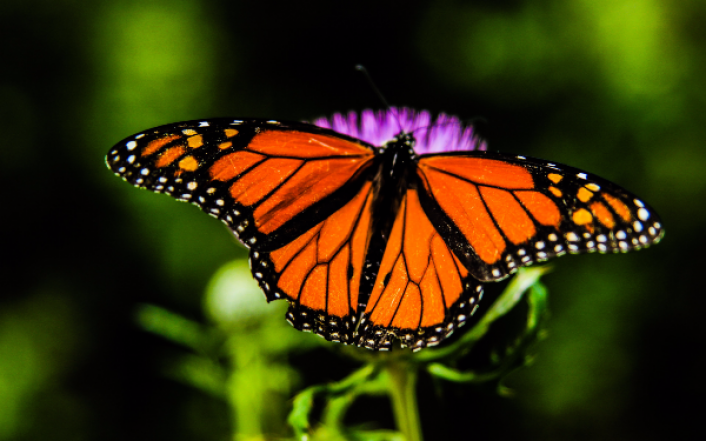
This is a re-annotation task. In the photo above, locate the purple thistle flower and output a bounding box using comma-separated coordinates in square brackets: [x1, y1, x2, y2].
[312, 108, 487, 154]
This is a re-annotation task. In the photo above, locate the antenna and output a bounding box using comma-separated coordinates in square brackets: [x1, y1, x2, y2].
[355, 65, 391, 109]
[355, 65, 402, 133]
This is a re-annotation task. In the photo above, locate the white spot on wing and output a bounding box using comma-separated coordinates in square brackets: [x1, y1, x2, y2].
[637, 207, 650, 221]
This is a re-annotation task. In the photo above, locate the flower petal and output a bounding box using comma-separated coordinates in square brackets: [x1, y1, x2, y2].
[312, 108, 485, 154]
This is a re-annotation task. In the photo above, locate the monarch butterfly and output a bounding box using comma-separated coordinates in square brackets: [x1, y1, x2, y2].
[106, 108, 663, 351]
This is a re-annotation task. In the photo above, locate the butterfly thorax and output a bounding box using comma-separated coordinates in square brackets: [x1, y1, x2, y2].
[373, 132, 419, 215]
[379, 132, 418, 180]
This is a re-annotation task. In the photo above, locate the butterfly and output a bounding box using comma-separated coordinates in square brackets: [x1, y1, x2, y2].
[106, 108, 664, 351]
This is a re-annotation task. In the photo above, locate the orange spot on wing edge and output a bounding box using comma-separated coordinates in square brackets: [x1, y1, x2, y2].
[142, 134, 182, 157]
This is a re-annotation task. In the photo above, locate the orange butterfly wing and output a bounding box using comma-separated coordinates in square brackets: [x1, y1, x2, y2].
[107, 119, 378, 343]
[355, 188, 483, 351]
[416, 152, 664, 281]
[252, 181, 375, 343]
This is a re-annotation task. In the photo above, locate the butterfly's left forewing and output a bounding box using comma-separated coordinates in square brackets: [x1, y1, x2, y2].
[416, 152, 664, 282]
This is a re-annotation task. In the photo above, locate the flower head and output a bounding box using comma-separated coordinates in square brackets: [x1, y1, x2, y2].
[312, 108, 487, 154]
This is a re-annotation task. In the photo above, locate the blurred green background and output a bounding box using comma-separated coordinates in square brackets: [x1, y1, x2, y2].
[2, 0, 704, 439]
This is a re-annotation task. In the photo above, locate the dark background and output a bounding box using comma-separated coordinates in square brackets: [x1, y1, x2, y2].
[3, 0, 704, 440]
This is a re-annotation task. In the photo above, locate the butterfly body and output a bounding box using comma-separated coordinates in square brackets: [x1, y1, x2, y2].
[107, 111, 663, 351]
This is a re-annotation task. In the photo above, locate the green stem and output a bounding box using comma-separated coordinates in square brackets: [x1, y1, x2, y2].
[385, 359, 422, 441]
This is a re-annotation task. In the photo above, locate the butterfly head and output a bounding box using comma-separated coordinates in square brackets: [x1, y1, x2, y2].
[384, 132, 416, 154]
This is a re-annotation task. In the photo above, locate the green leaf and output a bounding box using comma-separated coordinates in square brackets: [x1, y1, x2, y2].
[426, 269, 550, 383]
[416, 266, 550, 363]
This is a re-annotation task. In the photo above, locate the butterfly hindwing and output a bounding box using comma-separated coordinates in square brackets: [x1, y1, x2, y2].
[251, 181, 376, 344]
[416, 151, 664, 282]
[355, 188, 484, 351]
